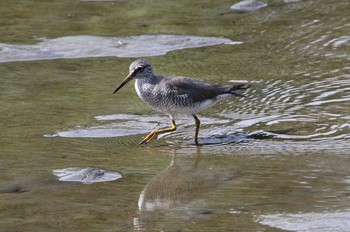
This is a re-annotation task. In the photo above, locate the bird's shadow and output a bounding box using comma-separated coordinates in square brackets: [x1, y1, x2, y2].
[169, 131, 276, 146]
[133, 148, 243, 231]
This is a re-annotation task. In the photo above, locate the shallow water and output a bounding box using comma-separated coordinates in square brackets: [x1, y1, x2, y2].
[1, 0, 350, 231]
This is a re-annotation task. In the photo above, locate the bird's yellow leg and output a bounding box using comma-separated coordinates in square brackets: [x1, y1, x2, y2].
[193, 114, 201, 146]
[139, 120, 177, 144]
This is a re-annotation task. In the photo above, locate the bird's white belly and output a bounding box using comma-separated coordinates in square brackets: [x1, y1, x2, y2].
[159, 99, 218, 116]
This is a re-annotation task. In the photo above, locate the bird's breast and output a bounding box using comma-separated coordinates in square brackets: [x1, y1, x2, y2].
[134, 81, 144, 100]
[134, 80, 157, 104]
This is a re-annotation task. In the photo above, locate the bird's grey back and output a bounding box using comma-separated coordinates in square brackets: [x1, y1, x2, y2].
[136, 75, 236, 113]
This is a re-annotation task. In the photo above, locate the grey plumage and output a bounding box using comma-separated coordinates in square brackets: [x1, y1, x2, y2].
[130, 60, 246, 113]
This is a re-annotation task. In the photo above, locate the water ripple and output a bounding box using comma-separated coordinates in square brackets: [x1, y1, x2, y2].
[226, 75, 350, 145]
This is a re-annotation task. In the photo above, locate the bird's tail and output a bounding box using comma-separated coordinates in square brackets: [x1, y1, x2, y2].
[230, 82, 249, 91]
[229, 82, 249, 97]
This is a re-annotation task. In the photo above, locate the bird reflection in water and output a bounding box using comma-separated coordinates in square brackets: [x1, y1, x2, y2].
[134, 147, 241, 231]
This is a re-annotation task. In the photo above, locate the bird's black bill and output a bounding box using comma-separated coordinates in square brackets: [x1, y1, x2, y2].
[113, 73, 134, 94]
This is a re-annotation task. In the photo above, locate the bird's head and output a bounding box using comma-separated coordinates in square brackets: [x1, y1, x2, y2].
[113, 59, 153, 94]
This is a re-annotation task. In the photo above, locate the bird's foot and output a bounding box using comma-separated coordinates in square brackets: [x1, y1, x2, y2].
[139, 131, 158, 145]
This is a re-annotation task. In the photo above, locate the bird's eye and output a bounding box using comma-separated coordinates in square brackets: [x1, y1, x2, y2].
[135, 66, 144, 72]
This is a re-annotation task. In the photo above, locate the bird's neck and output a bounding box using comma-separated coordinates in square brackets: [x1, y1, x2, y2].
[135, 74, 157, 85]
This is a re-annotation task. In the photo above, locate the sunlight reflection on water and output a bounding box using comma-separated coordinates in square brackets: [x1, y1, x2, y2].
[53, 167, 122, 184]
[0, 35, 241, 63]
[257, 211, 350, 232]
